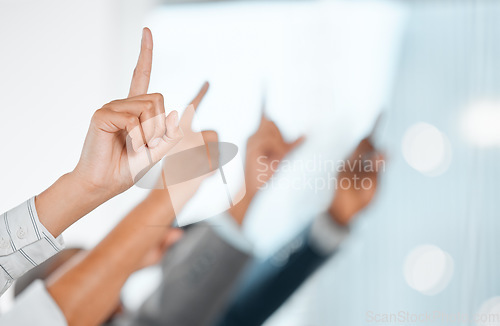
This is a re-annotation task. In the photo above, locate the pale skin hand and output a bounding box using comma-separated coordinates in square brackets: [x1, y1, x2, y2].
[328, 137, 385, 226]
[76, 93, 182, 192]
[228, 115, 304, 225]
[35, 28, 182, 237]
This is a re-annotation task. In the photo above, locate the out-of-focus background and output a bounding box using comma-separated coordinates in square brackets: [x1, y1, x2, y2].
[1, 0, 500, 325]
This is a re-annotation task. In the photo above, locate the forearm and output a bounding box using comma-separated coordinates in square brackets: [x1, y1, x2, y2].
[46, 191, 174, 326]
[35, 172, 108, 238]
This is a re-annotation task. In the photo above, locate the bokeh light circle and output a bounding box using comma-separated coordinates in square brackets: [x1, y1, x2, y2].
[404, 244, 454, 296]
[476, 297, 500, 326]
[461, 100, 500, 148]
[402, 122, 452, 176]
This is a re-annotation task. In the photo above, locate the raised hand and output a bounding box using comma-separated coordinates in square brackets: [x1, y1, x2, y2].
[172, 81, 214, 155]
[35, 28, 183, 238]
[73, 28, 182, 198]
[147, 83, 220, 217]
[245, 115, 304, 193]
[328, 137, 385, 226]
[228, 115, 304, 225]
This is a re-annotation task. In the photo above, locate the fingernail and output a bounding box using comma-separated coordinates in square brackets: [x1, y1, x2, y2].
[142, 28, 146, 43]
[149, 138, 161, 148]
[138, 144, 146, 153]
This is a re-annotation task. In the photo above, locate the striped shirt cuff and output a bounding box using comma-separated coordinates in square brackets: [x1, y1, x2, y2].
[0, 197, 65, 296]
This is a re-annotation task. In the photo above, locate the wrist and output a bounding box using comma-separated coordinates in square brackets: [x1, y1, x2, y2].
[243, 184, 258, 203]
[328, 198, 355, 227]
[36, 172, 107, 237]
[72, 168, 112, 197]
[70, 167, 115, 201]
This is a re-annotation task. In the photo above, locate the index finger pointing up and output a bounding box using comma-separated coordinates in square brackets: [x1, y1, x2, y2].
[189, 81, 209, 110]
[180, 82, 209, 131]
[128, 28, 153, 98]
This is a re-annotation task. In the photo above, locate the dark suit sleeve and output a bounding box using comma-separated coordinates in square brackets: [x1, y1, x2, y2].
[214, 224, 337, 326]
[131, 223, 251, 326]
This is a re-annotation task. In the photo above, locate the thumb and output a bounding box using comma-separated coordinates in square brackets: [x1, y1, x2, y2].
[287, 135, 305, 151]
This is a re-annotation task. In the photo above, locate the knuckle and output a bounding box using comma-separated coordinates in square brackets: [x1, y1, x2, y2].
[92, 108, 105, 121]
[145, 100, 155, 112]
[102, 100, 120, 112]
[101, 102, 113, 110]
[127, 115, 139, 127]
[152, 93, 164, 102]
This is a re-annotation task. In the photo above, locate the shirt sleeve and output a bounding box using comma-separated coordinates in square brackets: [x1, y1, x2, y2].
[0, 197, 65, 296]
[0, 280, 67, 326]
[307, 211, 350, 255]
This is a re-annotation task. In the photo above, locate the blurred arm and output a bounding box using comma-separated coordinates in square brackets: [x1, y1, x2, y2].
[130, 113, 304, 326]
[133, 219, 252, 326]
[215, 137, 384, 326]
[45, 191, 178, 326]
[213, 212, 349, 326]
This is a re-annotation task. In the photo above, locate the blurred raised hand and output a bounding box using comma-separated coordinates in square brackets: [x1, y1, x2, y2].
[229, 114, 304, 224]
[146, 82, 220, 217]
[245, 115, 304, 193]
[328, 137, 385, 226]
